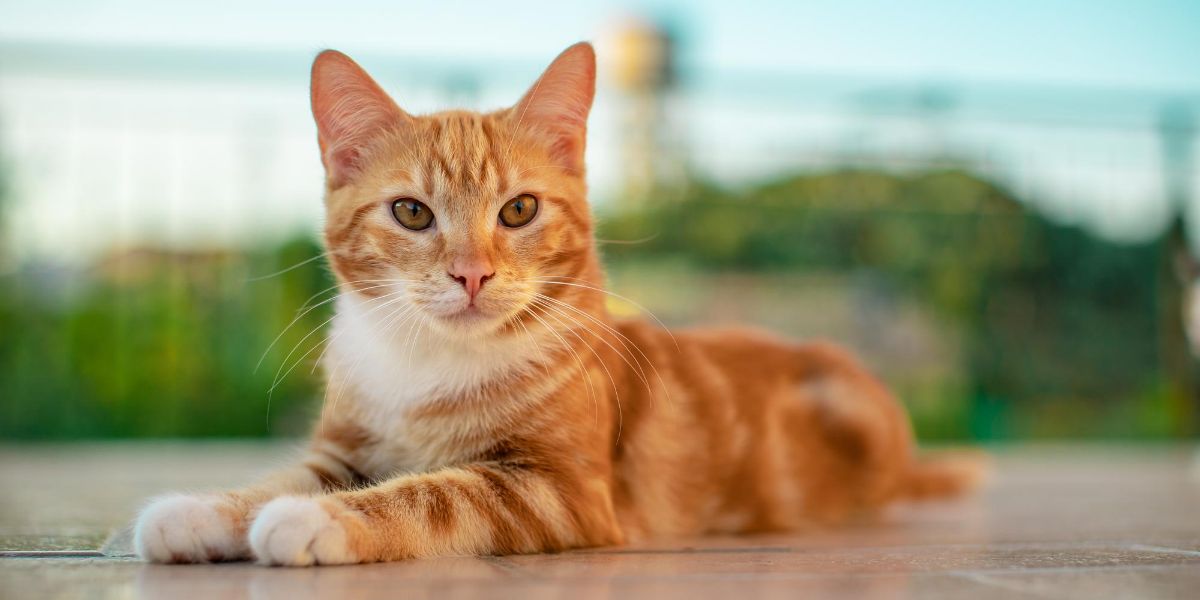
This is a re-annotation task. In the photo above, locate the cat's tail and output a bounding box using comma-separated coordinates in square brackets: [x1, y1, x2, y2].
[901, 450, 989, 500]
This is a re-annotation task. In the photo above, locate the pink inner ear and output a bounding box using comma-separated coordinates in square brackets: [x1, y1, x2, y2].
[310, 50, 407, 186]
[513, 43, 597, 172]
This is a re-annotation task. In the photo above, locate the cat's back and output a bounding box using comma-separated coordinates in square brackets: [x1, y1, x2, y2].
[614, 318, 864, 386]
[612, 317, 902, 457]
[610, 318, 873, 446]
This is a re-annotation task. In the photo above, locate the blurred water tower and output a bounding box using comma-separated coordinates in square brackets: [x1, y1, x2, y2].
[608, 17, 686, 204]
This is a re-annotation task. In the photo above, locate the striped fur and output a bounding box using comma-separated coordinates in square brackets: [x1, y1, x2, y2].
[134, 42, 981, 566]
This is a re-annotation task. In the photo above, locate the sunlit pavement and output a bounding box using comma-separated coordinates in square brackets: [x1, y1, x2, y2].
[3, 442, 1199, 599]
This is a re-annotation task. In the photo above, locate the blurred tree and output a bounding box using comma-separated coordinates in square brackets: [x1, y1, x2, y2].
[0, 168, 1189, 440]
[601, 169, 1184, 440]
[0, 235, 334, 439]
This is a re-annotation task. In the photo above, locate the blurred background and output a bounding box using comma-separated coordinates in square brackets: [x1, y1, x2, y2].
[1, 0, 1198, 442]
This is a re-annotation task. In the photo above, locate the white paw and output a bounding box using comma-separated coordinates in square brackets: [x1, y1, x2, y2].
[134, 494, 246, 563]
[249, 497, 356, 566]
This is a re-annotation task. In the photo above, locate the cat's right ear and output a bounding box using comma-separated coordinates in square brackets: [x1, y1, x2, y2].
[310, 50, 409, 188]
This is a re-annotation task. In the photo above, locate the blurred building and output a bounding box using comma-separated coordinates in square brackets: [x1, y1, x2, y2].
[607, 17, 688, 203]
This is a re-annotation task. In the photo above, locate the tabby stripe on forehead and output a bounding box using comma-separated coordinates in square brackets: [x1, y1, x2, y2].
[480, 117, 498, 156]
[441, 124, 458, 188]
[489, 121, 515, 193]
[444, 119, 464, 188]
[433, 148, 454, 189]
[421, 157, 436, 197]
[479, 119, 502, 191]
[456, 118, 479, 190]
[468, 118, 485, 188]
[474, 147, 490, 189]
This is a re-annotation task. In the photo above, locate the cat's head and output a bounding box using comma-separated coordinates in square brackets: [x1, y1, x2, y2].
[311, 43, 598, 339]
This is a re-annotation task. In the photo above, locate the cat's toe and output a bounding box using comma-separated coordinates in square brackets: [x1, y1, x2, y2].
[134, 494, 247, 563]
[249, 497, 357, 566]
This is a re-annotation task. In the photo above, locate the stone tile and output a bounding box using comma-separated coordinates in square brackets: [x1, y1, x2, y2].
[0, 557, 1027, 600]
[2, 442, 1199, 599]
[0, 442, 296, 551]
[498, 541, 1200, 578]
[963, 564, 1200, 600]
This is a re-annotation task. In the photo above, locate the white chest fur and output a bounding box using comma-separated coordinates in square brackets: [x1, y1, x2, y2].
[322, 292, 549, 475]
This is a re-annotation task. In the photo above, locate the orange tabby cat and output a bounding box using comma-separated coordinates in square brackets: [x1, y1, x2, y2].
[134, 42, 980, 566]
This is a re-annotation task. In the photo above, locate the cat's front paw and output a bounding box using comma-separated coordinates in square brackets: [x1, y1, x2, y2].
[249, 496, 358, 566]
[134, 494, 248, 563]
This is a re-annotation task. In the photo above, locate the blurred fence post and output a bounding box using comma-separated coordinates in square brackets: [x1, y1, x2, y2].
[1158, 103, 1197, 437]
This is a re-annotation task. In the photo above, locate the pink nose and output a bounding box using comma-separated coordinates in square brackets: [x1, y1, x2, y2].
[448, 259, 495, 303]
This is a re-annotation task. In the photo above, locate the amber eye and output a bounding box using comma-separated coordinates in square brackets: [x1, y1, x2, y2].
[499, 194, 539, 228]
[391, 198, 434, 230]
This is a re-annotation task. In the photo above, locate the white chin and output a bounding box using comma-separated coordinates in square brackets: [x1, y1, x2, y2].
[433, 308, 505, 335]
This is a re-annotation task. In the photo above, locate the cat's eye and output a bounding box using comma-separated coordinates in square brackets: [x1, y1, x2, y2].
[391, 198, 434, 230]
[499, 194, 539, 228]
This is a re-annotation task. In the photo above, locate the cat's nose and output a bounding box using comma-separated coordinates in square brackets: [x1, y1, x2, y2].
[448, 259, 495, 303]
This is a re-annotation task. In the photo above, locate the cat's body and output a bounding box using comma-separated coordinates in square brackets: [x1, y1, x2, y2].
[134, 43, 978, 566]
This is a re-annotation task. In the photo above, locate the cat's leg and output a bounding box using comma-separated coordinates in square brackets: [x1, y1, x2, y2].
[248, 461, 622, 566]
[796, 344, 983, 512]
[134, 446, 363, 563]
[788, 342, 916, 519]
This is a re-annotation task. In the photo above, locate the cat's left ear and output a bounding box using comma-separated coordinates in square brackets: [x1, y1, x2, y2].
[511, 42, 596, 173]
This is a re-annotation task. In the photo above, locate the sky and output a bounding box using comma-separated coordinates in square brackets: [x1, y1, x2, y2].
[0, 0, 1198, 259]
[1, 0, 1198, 90]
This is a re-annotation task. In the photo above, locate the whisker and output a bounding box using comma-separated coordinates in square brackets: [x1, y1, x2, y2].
[292, 282, 344, 315]
[594, 232, 661, 246]
[255, 281, 406, 373]
[533, 292, 673, 410]
[265, 282, 412, 432]
[509, 163, 584, 179]
[532, 298, 624, 442]
[310, 290, 419, 376]
[530, 277, 680, 351]
[245, 250, 329, 282]
[533, 293, 660, 399]
[328, 300, 419, 413]
[512, 315, 551, 377]
[269, 288, 409, 394]
[294, 278, 418, 316]
[401, 308, 424, 370]
[504, 74, 543, 165]
[525, 305, 600, 430]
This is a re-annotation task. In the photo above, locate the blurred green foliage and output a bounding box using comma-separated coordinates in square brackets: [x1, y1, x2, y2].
[600, 170, 1193, 440]
[0, 168, 1193, 439]
[0, 238, 334, 439]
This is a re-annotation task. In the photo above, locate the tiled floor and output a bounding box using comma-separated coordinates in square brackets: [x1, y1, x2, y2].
[1, 443, 1198, 599]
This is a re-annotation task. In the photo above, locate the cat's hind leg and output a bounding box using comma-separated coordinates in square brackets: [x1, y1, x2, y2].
[792, 342, 983, 514]
[787, 342, 918, 519]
